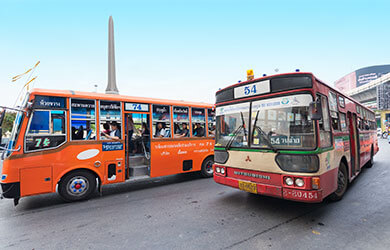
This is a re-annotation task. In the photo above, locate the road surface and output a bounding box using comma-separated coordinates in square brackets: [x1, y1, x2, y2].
[0, 139, 389, 249]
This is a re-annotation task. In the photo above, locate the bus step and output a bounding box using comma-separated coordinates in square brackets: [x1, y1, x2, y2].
[129, 165, 150, 177]
[128, 175, 151, 181]
[129, 155, 147, 166]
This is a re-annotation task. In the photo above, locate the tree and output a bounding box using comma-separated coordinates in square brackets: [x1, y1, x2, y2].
[1, 112, 16, 136]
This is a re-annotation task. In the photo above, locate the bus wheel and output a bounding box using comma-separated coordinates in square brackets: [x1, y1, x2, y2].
[366, 148, 374, 168]
[58, 170, 97, 202]
[329, 162, 348, 201]
[201, 156, 214, 178]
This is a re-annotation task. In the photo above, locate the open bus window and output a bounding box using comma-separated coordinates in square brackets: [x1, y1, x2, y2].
[207, 109, 215, 137]
[339, 112, 347, 131]
[318, 95, 332, 148]
[71, 99, 96, 140]
[25, 110, 66, 152]
[331, 111, 340, 131]
[173, 106, 189, 138]
[100, 101, 122, 140]
[152, 104, 171, 138]
[192, 108, 205, 137]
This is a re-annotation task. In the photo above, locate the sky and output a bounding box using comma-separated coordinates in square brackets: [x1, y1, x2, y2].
[0, 0, 389, 107]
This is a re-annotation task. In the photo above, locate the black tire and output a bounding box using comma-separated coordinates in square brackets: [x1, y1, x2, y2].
[366, 147, 374, 168]
[382, 132, 388, 139]
[329, 162, 348, 201]
[201, 156, 214, 178]
[58, 170, 97, 202]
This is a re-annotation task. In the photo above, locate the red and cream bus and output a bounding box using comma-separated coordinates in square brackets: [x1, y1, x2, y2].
[213, 72, 378, 202]
[0, 89, 215, 204]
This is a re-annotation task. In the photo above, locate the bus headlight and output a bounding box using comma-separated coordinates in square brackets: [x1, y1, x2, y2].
[220, 168, 225, 174]
[216, 167, 221, 173]
[276, 154, 319, 173]
[295, 178, 304, 187]
[284, 177, 294, 186]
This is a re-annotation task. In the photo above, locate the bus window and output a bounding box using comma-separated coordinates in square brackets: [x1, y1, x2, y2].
[339, 112, 347, 131]
[70, 99, 96, 140]
[173, 106, 189, 138]
[25, 110, 66, 152]
[152, 104, 171, 138]
[331, 111, 340, 131]
[192, 108, 205, 137]
[207, 109, 215, 137]
[99, 101, 122, 139]
[318, 95, 332, 148]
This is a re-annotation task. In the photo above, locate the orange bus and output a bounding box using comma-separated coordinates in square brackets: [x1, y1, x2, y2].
[213, 72, 379, 202]
[0, 89, 215, 204]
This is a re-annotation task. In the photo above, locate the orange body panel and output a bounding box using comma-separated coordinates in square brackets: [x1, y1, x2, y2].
[150, 139, 214, 177]
[1, 88, 214, 199]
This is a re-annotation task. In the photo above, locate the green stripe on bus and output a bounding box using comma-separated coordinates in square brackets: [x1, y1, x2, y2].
[334, 135, 349, 141]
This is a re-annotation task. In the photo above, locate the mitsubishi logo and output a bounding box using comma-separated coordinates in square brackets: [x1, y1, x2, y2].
[245, 155, 252, 162]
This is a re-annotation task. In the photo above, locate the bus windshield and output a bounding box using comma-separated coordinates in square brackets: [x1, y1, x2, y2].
[1, 93, 29, 157]
[216, 93, 316, 149]
[215, 102, 250, 148]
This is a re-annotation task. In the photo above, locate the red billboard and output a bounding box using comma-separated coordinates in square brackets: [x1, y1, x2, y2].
[334, 71, 356, 92]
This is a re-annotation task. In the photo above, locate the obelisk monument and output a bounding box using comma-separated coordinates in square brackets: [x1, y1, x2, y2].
[106, 16, 119, 94]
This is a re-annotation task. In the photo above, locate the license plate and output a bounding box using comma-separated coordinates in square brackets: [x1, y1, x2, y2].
[238, 181, 257, 194]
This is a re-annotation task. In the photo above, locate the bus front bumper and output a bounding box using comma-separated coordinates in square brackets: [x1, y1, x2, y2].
[214, 174, 323, 203]
[0, 182, 20, 199]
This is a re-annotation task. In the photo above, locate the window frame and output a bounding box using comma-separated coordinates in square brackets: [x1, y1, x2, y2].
[207, 108, 215, 137]
[191, 107, 206, 137]
[173, 106, 190, 138]
[70, 98, 97, 141]
[24, 109, 67, 153]
[317, 94, 332, 148]
[151, 104, 172, 139]
[98, 100, 123, 140]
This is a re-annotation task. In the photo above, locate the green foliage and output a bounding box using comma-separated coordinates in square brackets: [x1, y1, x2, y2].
[1, 112, 16, 136]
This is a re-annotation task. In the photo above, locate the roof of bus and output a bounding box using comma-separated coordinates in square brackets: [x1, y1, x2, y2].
[217, 72, 374, 114]
[30, 88, 213, 108]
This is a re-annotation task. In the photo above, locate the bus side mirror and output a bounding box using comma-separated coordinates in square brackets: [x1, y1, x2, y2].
[309, 98, 322, 120]
[26, 102, 33, 118]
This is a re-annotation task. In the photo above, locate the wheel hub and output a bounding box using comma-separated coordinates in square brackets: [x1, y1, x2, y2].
[205, 161, 214, 174]
[67, 177, 89, 196]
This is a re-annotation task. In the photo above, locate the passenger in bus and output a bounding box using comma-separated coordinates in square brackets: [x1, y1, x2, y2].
[102, 121, 121, 140]
[100, 123, 111, 140]
[128, 115, 135, 153]
[155, 122, 166, 138]
[193, 123, 204, 137]
[141, 122, 150, 151]
[75, 126, 84, 140]
[71, 126, 77, 140]
[175, 123, 189, 138]
[208, 124, 216, 135]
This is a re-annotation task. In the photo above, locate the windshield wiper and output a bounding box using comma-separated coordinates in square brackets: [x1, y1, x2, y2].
[225, 112, 248, 150]
[252, 110, 278, 153]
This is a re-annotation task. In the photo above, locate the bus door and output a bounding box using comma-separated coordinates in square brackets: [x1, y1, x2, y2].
[347, 112, 360, 176]
[125, 112, 151, 179]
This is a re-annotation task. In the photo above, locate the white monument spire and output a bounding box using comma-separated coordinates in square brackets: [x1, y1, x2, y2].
[106, 16, 119, 94]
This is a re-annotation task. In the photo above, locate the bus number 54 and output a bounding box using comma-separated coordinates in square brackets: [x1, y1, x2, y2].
[244, 85, 257, 95]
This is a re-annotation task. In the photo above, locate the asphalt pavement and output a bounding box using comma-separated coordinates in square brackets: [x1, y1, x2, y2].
[0, 139, 389, 249]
